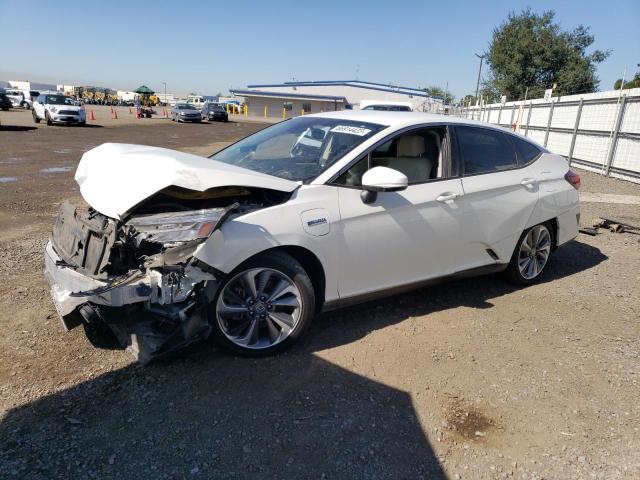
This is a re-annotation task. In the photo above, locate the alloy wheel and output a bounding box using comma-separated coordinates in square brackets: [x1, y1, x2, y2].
[216, 268, 303, 349]
[518, 225, 551, 280]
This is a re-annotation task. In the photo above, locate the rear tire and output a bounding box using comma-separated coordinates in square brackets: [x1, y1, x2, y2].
[208, 251, 315, 357]
[504, 222, 554, 285]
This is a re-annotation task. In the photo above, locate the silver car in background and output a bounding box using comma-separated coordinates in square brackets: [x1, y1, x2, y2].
[171, 103, 202, 123]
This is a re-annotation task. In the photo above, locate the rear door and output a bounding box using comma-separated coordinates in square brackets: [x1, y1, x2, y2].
[454, 125, 540, 268]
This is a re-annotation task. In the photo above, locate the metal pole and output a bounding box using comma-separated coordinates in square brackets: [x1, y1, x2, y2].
[162, 82, 166, 105]
[523, 86, 529, 102]
[567, 99, 584, 166]
[509, 105, 516, 129]
[497, 104, 503, 125]
[525, 101, 533, 137]
[474, 54, 485, 100]
[544, 100, 555, 147]
[604, 95, 627, 176]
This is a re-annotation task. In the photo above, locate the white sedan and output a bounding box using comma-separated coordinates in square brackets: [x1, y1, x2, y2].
[44, 111, 580, 362]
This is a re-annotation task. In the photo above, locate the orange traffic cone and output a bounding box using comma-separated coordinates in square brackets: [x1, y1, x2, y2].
[112, 109, 118, 119]
[89, 110, 96, 121]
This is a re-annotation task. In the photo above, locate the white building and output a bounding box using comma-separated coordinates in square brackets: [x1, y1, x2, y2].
[5, 80, 57, 92]
[230, 80, 443, 119]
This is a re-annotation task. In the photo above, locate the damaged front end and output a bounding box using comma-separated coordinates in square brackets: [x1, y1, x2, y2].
[44, 190, 253, 363]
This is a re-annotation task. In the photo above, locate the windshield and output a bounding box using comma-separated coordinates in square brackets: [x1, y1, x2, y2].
[46, 95, 74, 105]
[209, 104, 224, 111]
[210, 117, 385, 182]
[176, 104, 193, 109]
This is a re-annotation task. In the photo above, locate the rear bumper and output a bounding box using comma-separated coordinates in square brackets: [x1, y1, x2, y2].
[556, 204, 580, 246]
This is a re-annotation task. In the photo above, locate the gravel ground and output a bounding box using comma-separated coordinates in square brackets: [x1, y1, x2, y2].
[1, 109, 639, 479]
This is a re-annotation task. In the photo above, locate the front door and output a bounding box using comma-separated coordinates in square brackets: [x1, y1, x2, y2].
[332, 126, 466, 299]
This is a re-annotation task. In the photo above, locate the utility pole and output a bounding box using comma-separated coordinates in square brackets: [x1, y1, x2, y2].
[474, 53, 485, 100]
[162, 82, 167, 104]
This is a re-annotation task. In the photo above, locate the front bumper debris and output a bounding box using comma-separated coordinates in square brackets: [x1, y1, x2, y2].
[44, 238, 220, 363]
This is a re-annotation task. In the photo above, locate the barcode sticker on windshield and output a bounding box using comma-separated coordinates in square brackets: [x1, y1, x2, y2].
[330, 125, 372, 136]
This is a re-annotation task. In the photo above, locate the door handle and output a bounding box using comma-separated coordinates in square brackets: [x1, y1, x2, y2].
[436, 192, 460, 203]
[520, 178, 537, 187]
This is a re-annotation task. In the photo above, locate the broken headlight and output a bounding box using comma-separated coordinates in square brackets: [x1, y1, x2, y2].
[127, 207, 229, 245]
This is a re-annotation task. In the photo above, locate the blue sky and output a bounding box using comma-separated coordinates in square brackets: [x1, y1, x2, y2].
[1, 0, 638, 99]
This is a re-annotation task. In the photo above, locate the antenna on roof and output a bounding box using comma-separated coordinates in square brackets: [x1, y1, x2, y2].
[356, 64, 359, 80]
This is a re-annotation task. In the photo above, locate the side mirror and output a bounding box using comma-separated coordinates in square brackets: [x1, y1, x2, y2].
[360, 166, 408, 204]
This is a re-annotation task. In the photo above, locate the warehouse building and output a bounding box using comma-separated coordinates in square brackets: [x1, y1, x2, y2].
[230, 80, 442, 119]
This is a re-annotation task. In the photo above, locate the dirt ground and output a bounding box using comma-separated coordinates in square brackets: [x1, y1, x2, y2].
[1, 107, 639, 480]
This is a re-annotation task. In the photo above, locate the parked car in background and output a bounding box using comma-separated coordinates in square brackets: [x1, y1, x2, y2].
[186, 95, 205, 109]
[360, 100, 413, 111]
[32, 93, 86, 125]
[43, 111, 580, 363]
[201, 101, 229, 122]
[0, 92, 12, 110]
[5, 88, 40, 109]
[171, 103, 202, 122]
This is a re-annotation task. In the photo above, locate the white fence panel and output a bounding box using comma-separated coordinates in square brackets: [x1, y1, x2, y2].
[546, 131, 573, 157]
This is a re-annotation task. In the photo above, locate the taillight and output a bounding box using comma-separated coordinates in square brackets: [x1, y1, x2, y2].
[565, 170, 581, 190]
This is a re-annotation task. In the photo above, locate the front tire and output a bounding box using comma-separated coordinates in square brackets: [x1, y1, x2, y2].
[504, 222, 553, 285]
[33, 110, 41, 123]
[45, 112, 53, 126]
[209, 251, 315, 357]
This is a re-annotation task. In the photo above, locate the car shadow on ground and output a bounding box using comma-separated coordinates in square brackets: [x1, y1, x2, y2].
[0, 239, 604, 479]
[0, 352, 446, 479]
[304, 239, 606, 352]
[0, 126, 37, 132]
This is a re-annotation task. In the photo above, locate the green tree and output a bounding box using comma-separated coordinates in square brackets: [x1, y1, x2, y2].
[614, 71, 640, 90]
[460, 94, 477, 105]
[425, 85, 455, 104]
[485, 9, 609, 100]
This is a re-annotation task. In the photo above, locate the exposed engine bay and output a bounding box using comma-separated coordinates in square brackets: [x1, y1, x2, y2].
[45, 185, 290, 363]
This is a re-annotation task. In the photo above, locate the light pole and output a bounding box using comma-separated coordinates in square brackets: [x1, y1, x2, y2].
[474, 53, 485, 100]
[162, 82, 167, 105]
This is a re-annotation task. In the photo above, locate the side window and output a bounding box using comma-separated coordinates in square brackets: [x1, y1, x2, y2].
[334, 127, 449, 187]
[512, 136, 542, 165]
[334, 154, 368, 187]
[457, 126, 518, 175]
[371, 127, 446, 184]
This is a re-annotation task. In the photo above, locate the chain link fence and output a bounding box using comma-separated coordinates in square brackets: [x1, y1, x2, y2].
[453, 88, 640, 183]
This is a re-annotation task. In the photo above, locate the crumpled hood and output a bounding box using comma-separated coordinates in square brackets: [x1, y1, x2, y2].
[75, 143, 299, 219]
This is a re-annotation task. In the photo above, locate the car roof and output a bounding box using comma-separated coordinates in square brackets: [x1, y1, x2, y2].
[307, 109, 505, 131]
[306, 110, 547, 150]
